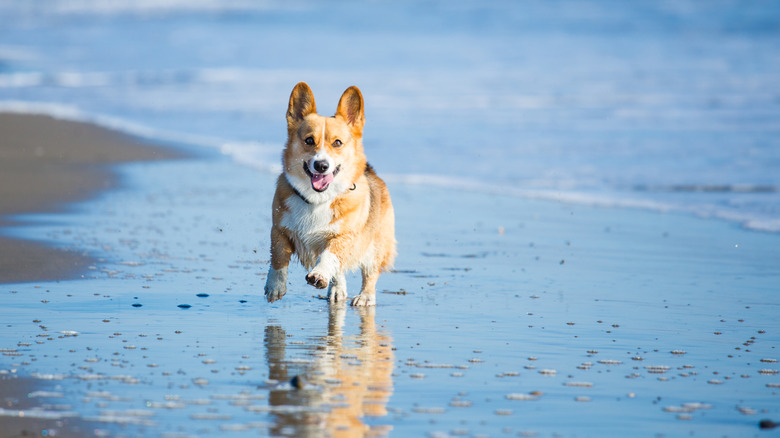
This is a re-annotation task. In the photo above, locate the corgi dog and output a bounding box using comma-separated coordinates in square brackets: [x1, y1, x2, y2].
[264, 82, 396, 306]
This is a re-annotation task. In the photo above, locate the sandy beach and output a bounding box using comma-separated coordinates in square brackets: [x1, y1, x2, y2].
[0, 113, 190, 436]
[0, 112, 778, 437]
[0, 113, 187, 284]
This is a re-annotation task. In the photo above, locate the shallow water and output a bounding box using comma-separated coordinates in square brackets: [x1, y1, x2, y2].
[2, 157, 778, 437]
[1, 2, 779, 434]
[1, 0, 780, 231]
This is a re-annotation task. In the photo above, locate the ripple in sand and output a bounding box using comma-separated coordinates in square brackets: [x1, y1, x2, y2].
[506, 393, 538, 401]
[564, 381, 593, 388]
[27, 390, 64, 398]
[412, 407, 446, 414]
[0, 407, 79, 420]
[147, 401, 186, 410]
[738, 406, 758, 415]
[450, 399, 472, 408]
[191, 413, 232, 420]
[663, 402, 712, 413]
[31, 372, 65, 380]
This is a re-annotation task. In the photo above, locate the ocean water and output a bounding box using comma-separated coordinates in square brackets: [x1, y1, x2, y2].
[3, 158, 778, 437]
[1, 3, 780, 436]
[0, 0, 779, 232]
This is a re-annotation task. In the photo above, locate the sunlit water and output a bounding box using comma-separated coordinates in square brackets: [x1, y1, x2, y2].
[1, 0, 779, 231]
[1, 1, 779, 436]
[2, 158, 778, 436]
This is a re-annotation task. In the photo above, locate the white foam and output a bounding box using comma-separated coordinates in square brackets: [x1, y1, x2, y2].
[1, 100, 776, 233]
[383, 173, 780, 233]
[0, 0, 300, 17]
[0, 100, 225, 148]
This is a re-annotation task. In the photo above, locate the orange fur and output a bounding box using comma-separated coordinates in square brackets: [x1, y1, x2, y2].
[265, 82, 396, 306]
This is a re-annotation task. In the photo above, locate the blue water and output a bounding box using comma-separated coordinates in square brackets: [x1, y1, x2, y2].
[1, 0, 779, 230]
[3, 157, 778, 437]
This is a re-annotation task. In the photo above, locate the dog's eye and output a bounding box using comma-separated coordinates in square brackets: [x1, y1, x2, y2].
[304, 136, 315, 146]
[333, 139, 342, 147]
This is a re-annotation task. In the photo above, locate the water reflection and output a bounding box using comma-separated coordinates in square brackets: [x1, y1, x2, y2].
[264, 306, 394, 437]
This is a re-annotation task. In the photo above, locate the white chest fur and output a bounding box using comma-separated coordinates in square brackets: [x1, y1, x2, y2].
[280, 195, 339, 267]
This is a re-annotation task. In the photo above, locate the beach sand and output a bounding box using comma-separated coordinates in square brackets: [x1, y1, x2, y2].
[0, 114, 778, 437]
[0, 113, 187, 284]
[0, 113, 190, 436]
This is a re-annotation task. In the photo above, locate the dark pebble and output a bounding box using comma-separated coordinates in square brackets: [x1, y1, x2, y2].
[196, 293, 209, 298]
[177, 304, 192, 309]
[290, 375, 307, 389]
[239, 300, 247, 303]
[132, 303, 143, 308]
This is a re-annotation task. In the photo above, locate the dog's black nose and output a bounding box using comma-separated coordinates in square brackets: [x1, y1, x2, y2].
[313, 160, 329, 173]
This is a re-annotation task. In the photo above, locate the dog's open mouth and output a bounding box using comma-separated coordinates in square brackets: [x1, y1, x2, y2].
[303, 162, 341, 192]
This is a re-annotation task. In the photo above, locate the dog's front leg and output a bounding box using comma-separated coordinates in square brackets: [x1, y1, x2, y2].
[305, 249, 340, 290]
[265, 227, 293, 303]
[328, 271, 348, 303]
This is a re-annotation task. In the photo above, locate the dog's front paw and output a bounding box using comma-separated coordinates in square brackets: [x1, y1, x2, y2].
[265, 267, 287, 303]
[350, 293, 375, 307]
[306, 271, 329, 289]
[265, 284, 286, 303]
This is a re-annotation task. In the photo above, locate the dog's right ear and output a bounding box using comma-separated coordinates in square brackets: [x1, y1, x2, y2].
[287, 82, 317, 126]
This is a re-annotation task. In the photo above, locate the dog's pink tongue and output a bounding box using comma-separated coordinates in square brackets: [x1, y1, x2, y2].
[311, 173, 334, 191]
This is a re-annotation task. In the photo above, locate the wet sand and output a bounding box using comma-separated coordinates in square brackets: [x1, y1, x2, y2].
[0, 117, 778, 437]
[0, 113, 190, 436]
[0, 113, 188, 284]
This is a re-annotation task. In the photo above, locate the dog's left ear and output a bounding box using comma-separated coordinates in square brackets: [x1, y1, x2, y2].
[335, 86, 365, 135]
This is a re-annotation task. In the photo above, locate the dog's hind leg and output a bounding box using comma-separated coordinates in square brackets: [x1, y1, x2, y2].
[328, 271, 348, 303]
[351, 268, 378, 307]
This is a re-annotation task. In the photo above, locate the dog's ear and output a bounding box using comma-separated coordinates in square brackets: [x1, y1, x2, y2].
[287, 82, 317, 126]
[335, 86, 365, 135]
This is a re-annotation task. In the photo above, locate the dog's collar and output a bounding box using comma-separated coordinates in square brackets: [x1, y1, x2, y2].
[290, 182, 313, 204]
[290, 180, 357, 205]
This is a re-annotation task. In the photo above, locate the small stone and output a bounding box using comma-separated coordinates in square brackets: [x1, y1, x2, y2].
[290, 375, 306, 389]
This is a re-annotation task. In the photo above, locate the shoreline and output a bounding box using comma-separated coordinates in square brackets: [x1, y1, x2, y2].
[0, 112, 190, 285]
[0, 114, 776, 436]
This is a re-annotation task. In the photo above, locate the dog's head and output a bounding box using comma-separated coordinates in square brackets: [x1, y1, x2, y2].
[283, 82, 366, 203]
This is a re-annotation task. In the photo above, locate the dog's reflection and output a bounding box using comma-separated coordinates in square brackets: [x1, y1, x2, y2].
[264, 306, 394, 437]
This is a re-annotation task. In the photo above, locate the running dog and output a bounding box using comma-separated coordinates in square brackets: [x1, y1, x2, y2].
[264, 82, 396, 306]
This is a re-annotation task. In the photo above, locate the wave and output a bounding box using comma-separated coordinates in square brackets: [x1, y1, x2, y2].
[1, 100, 777, 234]
[0, 0, 302, 17]
[0, 100, 227, 148]
[632, 184, 779, 194]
